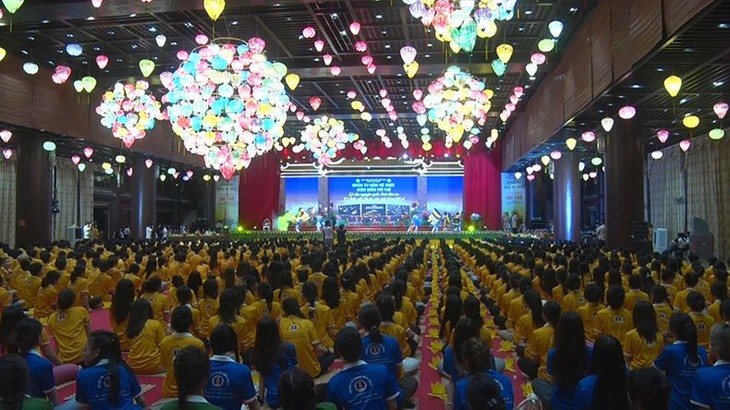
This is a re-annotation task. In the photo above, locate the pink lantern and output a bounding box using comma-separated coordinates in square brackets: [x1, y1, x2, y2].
[145, 159, 153, 168]
[71, 155, 81, 165]
[713, 102, 728, 120]
[95, 54, 109, 69]
[92, 0, 103, 7]
[379, 89, 388, 98]
[52, 65, 72, 84]
[530, 53, 546, 65]
[314, 39, 325, 52]
[329, 66, 341, 76]
[618, 105, 636, 119]
[322, 54, 333, 66]
[361, 55, 373, 66]
[581, 131, 596, 142]
[413, 89, 423, 101]
[126, 168, 133, 177]
[0, 130, 11, 143]
[513, 86, 524, 98]
[176, 50, 189, 61]
[347, 90, 357, 99]
[526, 174, 535, 181]
[2, 149, 11, 160]
[354, 41, 368, 52]
[400, 46, 417, 65]
[309, 96, 321, 111]
[186, 170, 194, 178]
[302, 26, 316, 39]
[679, 139, 691, 152]
[509, 95, 519, 104]
[195, 34, 209, 45]
[505, 103, 516, 112]
[349, 22, 361, 35]
[296, 111, 305, 121]
[550, 150, 562, 160]
[656, 129, 669, 143]
[83, 147, 94, 158]
[367, 63, 376, 74]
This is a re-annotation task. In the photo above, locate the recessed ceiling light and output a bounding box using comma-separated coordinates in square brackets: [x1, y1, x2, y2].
[170, 41, 177, 46]
[56, 49, 63, 54]
[424, 54, 430, 57]
[683, 48, 694, 52]
[131, 44, 138, 49]
[384, 44, 391, 48]
[87, 16, 95, 21]
[41, 20, 50, 24]
[184, 22, 193, 28]
[314, 57, 320, 61]
[330, 13, 338, 19]
[66, 33, 74, 38]
[713, 81, 724, 87]
[375, 14, 383, 19]
[569, 7, 578, 12]
[679, 97, 689, 104]
[116, 58, 123, 62]
[631, 84, 642, 89]
[47, 60, 54, 65]
[719, 23, 730, 29]
[518, 27, 524, 31]
[340, 30, 347, 35]
[230, 20, 238, 25]
[525, 10, 533, 15]
[381, 30, 386, 34]
[107, 30, 115, 35]
[129, 13, 137, 17]
[656, 67, 665, 72]
[82, 60, 88, 64]
[427, 43, 433, 47]
[93, 46, 100, 51]
[387, 55, 392, 59]
[26, 35, 34, 40]
[21, 50, 28, 55]
[148, 26, 157, 32]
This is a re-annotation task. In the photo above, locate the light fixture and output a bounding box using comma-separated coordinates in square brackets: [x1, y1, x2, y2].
[581, 131, 596, 142]
[145, 159, 153, 168]
[532, 164, 542, 172]
[0, 130, 11, 143]
[23, 62, 39, 75]
[83, 147, 94, 158]
[114, 155, 126, 163]
[42, 141, 56, 151]
[101, 162, 112, 170]
[104, 168, 113, 175]
[71, 155, 81, 165]
[213, 175, 220, 182]
[527, 174, 536, 181]
[349, 22, 361, 35]
[682, 115, 700, 129]
[618, 105, 636, 119]
[537, 39, 555, 52]
[77, 163, 87, 172]
[601, 117, 614, 132]
[2, 149, 11, 159]
[589, 171, 598, 179]
[657, 129, 669, 143]
[591, 156, 602, 166]
[650, 150, 664, 160]
[514, 172, 522, 180]
[578, 161, 586, 171]
[540, 155, 550, 166]
[0, 47, 6, 62]
[97, 80, 163, 148]
[496, 44, 513, 63]
[167, 167, 176, 175]
[203, 174, 211, 181]
[663, 75, 682, 97]
[65, 43, 83, 56]
[526, 167, 534, 175]
[548, 21, 564, 37]
[679, 139, 691, 152]
[159, 174, 167, 181]
[565, 137, 577, 150]
[709, 128, 725, 140]
[713, 102, 728, 119]
[525, 63, 538, 76]
[550, 150, 562, 160]
[96, 54, 109, 69]
[155, 34, 167, 47]
[582, 173, 589, 181]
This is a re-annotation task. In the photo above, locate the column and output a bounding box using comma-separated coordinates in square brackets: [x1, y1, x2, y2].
[131, 158, 157, 239]
[553, 151, 581, 241]
[526, 172, 546, 228]
[604, 116, 645, 247]
[16, 135, 52, 245]
[201, 178, 216, 227]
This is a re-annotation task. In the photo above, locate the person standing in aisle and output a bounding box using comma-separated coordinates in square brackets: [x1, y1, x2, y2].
[322, 221, 334, 250]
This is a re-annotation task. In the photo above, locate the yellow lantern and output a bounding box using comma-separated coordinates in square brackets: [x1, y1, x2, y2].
[682, 115, 699, 129]
[538, 39, 555, 52]
[422, 142, 432, 151]
[0, 47, 5, 62]
[203, 0, 226, 22]
[477, 21, 498, 38]
[81, 76, 97, 92]
[565, 137, 577, 150]
[663, 75, 682, 97]
[496, 44, 513, 64]
[285, 73, 300, 90]
[403, 62, 419, 79]
[139, 59, 155, 77]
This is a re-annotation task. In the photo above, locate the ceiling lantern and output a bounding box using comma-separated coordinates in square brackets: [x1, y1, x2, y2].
[650, 150, 663, 160]
[349, 22, 361, 35]
[581, 131, 596, 143]
[682, 115, 699, 129]
[42, 141, 56, 152]
[656, 129, 669, 143]
[537, 39, 555, 52]
[550, 150, 562, 160]
[663, 75, 682, 97]
[600, 117, 614, 132]
[565, 137, 577, 150]
[514, 172, 522, 180]
[496, 44, 513, 63]
[679, 139, 691, 152]
[96, 80, 165, 148]
[591, 156, 602, 166]
[548, 21, 563, 38]
[203, 0, 226, 21]
[525, 63, 538, 76]
[22, 62, 39, 75]
[540, 155, 550, 166]
[618, 105, 636, 119]
[709, 128, 725, 140]
[0, 47, 6, 62]
[713, 102, 728, 119]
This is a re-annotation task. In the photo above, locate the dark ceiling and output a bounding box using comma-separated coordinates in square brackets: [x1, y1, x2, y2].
[0, 0, 596, 166]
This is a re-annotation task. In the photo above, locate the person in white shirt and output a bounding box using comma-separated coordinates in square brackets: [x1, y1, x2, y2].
[82, 222, 91, 240]
[145, 223, 153, 240]
[596, 221, 607, 242]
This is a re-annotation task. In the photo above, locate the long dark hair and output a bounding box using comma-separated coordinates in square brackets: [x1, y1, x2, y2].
[462, 296, 484, 328]
[552, 312, 588, 391]
[126, 299, 153, 339]
[302, 282, 318, 320]
[322, 277, 341, 309]
[669, 312, 701, 365]
[523, 289, 545, 328]
[253, 317, 287, 375]
[591, 335, 630, 410]
[186, 271, 203, 298]
[175, 347, 210, 410]
[218, 289, 239, 324]
[440, 293, 463, 339]
[111, 279, 135, 325]
[358, 304, 383, 343]
[452, 318, 481, 366]
[8, 318, 42, 354]
[633, 301, 658, 344]
[210, 324, 239, 362]
[86, 331, 129, 406]
[257, 282, 274, 313]
[0, 305, 26, 351]
[278, 368, 317, 410]
[466, 373, 506, 410]
[0, 354, 30, 410]
[282, 298, 304, 318]
[458, 337, 493, 375]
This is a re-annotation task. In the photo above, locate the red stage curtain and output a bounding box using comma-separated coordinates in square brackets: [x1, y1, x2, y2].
[463, 145, 502, 230]
[238, 153, 281, 228]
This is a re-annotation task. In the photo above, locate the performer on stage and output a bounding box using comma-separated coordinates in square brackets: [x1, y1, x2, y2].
[294, 208, 304, 232]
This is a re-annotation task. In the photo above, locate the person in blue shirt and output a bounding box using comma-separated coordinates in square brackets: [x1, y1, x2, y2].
[204, 325, 258, 410]
[278, 368, 336, 410]
[627, 367, 670, 410]
[453, 338, 514, 410]
[326, 327, 400, 410]
[654, 312, 707, 410]
[545, 312, 591, 410]
[691, 323, 730, 409]
[358, 304, 418, 406]
[466, 373, 507, 410]
[573, 335, 629, 410]
[76, 330, 146, 410]
[440, 318, 481, 382]
[252, 317, 298, 409]
[10, 318, 57, 405]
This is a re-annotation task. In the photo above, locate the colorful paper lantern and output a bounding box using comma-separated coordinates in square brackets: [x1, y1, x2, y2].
[354, 41, 367, 52]
[145, 159, 153, 168]
[565, 137, 577, 150]
[400, 46, 417, 65]
[538, 39, 555, 52]
[657, 129, 669, 143]
[96, 79, 165, 148]
[51, 65, 72, 84]
[663, 75, 682, 97]
[96, 54, 109, 69]
[163, 37, 291, 180]
[70, 154, 82, 164]
[496, 44, 513, 63]
[548, 21, 563, 38]
[404, 61, 419, 78]
[82, 76, 97, 92]
[77, 163, 87, 172]
[92, 0, 103, 8]
[591, 157, 602, 166]
[329, 66, 341, 76]
[314, 39, 325, 52]
[138, 59, 155, 77]
[0, 47, 6, 62]
[83, 147, 94, 158]
[75, 80, 85, 93]
[299, 115, 358, 165]
[66, 43, 83, 57]
[2, 0, 25, 14]
[302, 26, 316, 39]
[2, 149, 11, 159]
[155, 34, 167, 47]
[581, 131, 596, 142]
[679, 139, 691, 152]
[713, 102, 728, 120]
[42, 141, 56, 152]
[203, 0, 225, 21]
[682, 115, 699, 129]
[618, 105, 636, 119]
[550, 150, 562, 160]
[709, 128, 725, 140]
[530, 53, 546, 65]
[285, 73, 300, 90]
[309, 96, 321, 111]
[22, 62, 39, 75]
[349, 22, 361, 35]
[601, 117, 614, 132]
[322, 54, 333, 66]
[514, 172, 522, 180]
[541, 155, 550, 166]
[491, 59, 507, 76]
[650, 150, 663, 160]
[195, 34, 209, 45]
[0, 130, 11, 143]
[525, 63, 537, 76]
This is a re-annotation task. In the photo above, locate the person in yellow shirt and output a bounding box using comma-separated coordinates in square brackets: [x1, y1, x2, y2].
[520, 301, 560, 381]
[301, 282, 335, 350]
[175, 286, 201, 337]
[513, 290, 544, 345]
[110, 279, 135, 351]
[506, 278, 531, 329]
[68, 266, 91, 310]
[674, 273, 699, 313]
[88, 261, 115, 306]
[660, 270, 679, 305]
[322, 277, 349, 331]
[279, 298, 332, 378]
[185, 271, 204, 301]
[340, 272, 361, 320]
[208, 289, 249, 352]
[141, 277, 171, 326]
[687, 291, 714, 348]
[624, 275, 650, 312]
[160, 307, 206, 398]
[650, 285, 674, 336]
[307, 259, 328, 297]
[198, 279, 219, 339]
[623, 301, 664, 369]
[126, 298, 166, 374]
[34, 271, 60, 320]
[561, 274, 586, 313]
[708, 281, 727, 324]
[19, 262, 43, 309]
[597, 285, 633, 346]
[47, 288, 91, 364]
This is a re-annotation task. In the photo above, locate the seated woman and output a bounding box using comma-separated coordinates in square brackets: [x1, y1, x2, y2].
[204, 325, 258, 410]
[254, 317, 298, 409]
[47, 289, 91, 365]
[9, 319, 58, 406]
[0, 355, 52, 410]
[161, 347, 222, 410]
[278, 369, 336, 410]
[126, 299, 166, 375]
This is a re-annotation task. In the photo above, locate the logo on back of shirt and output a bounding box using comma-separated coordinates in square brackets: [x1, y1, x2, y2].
[722, 375, 730, 398]
[367, 344, 383, 356]
[349, 375, 373, 394]
[98, 375, 111, 389]
[288, 322, 300, 332]
[613, 315, 624, 323]
[210, 371, 229, 388]
[58, 312, 68, 321]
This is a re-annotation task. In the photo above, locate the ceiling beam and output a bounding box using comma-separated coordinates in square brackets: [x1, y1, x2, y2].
[290, 62, 523, 79]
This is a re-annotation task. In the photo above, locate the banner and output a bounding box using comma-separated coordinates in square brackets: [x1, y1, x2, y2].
[501, 173, 525, 230]
[283, 177, 319, 213]
[215, 175, 239, 228]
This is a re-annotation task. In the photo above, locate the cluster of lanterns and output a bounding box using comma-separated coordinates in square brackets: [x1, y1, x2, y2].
[162, 37, 291, 180]
[402, 0, 517, 53]
[95, 80, 165, 148]
[422, 66, 493, 146]
[296, 116, 359, 166]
